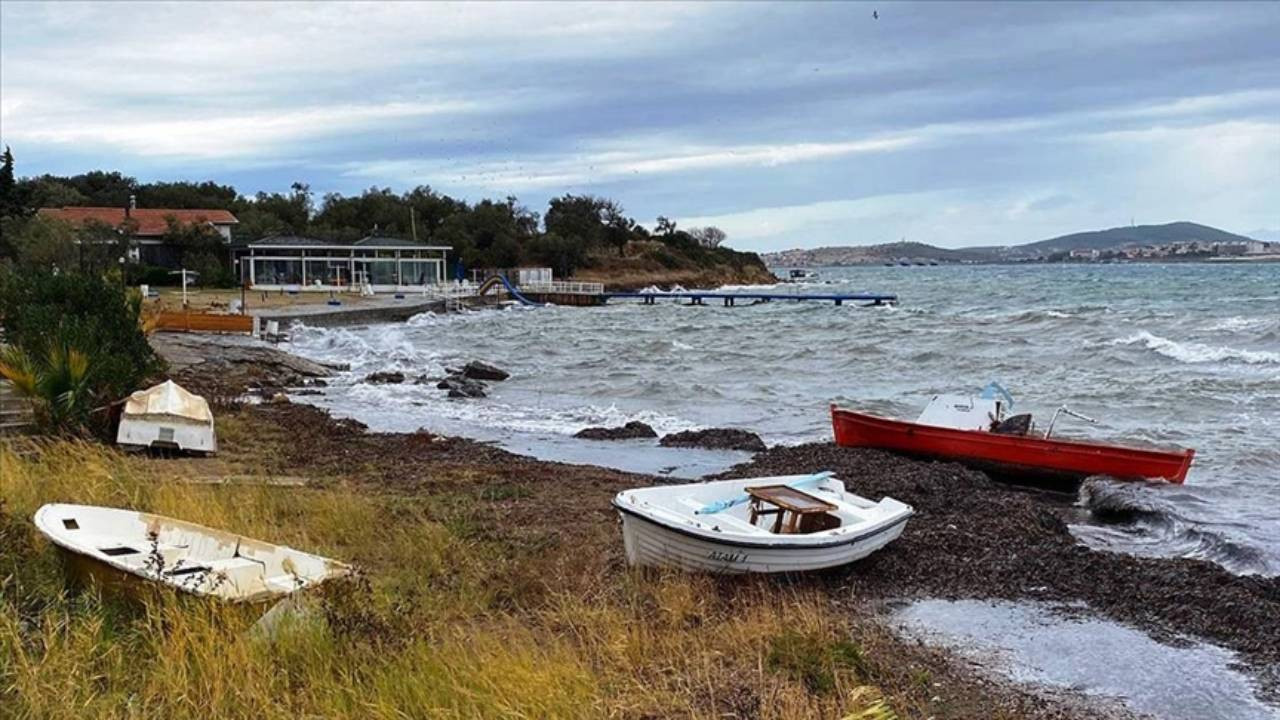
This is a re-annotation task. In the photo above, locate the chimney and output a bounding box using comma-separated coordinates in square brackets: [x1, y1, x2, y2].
[126, 194, 136, 218]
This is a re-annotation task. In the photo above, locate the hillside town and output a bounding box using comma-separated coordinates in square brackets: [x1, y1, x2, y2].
[764, 234, 1280, 267]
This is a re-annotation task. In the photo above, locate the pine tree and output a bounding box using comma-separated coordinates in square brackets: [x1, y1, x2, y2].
[0, 146, 17, 218]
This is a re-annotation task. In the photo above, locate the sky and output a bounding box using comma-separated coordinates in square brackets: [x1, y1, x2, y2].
[2, 1, 1278, 251]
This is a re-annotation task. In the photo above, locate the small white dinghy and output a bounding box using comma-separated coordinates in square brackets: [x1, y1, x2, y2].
[116, 380, 217, 454]
[34, 504, 351, 603]
[612, 472, 912, 573]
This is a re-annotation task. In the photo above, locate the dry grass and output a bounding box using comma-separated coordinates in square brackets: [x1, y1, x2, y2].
[1, 441, 902, 720]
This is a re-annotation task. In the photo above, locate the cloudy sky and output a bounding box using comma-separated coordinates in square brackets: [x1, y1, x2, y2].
[2, 1, 1278, 250]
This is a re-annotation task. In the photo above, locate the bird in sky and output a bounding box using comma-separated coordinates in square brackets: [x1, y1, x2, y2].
[873, 10, 879, 20]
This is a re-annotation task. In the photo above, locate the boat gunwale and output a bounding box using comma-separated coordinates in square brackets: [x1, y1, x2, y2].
[612, 497, 913, 550]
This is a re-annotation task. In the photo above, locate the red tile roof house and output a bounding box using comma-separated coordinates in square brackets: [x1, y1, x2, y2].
[37, 200, 239, 269]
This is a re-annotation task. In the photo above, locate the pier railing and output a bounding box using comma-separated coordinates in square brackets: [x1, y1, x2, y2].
[519, 281, 605, 295]
[422, 282, 481, 299]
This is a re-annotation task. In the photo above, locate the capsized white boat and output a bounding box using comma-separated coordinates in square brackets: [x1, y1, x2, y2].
[34, 503, 351, 603]
[612, 472, 912, 573]
[116, 380, 217, 454]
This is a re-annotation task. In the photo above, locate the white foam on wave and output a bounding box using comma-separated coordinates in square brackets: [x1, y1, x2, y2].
[1112, 331, 1280, 365]
[714, 282, 785, 292]
[1207, 316, 1273, 333]
[289, 322, 445, 375]
[430, 399, 700, 437]
[305, 378, 701, 438]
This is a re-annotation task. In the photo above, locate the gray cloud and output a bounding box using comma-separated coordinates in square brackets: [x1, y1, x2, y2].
[2, 1, 1277, 248]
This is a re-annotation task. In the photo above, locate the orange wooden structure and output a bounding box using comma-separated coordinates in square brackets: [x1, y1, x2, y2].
[154, 312, 254, 334]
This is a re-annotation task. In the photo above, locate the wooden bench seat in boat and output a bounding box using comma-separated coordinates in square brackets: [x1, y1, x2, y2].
[746, 485, 840, 534]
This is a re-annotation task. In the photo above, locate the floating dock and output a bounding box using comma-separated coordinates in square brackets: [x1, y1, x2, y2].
[601, 291, 897, 307]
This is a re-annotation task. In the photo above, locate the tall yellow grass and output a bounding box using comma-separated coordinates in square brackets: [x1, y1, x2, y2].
[2, 441, 897, 719]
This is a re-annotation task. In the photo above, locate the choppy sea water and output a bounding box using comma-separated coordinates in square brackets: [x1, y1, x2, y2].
[287, 263, 1280, 577]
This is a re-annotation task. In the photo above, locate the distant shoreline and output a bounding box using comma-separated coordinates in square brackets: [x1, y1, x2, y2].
[768, 256, 1280, 269]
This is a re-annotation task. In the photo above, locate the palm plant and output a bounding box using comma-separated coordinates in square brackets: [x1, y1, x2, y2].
[0, 341, 94, 434]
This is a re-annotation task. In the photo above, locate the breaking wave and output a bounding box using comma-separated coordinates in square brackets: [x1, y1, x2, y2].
[1112, 331, 1280, 365]
[1207, 316, 1275, 333]
[1075, 479, 1272, 576]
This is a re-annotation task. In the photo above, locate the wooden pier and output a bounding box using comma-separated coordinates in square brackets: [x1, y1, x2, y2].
[601, 291, 897, 307]
[473, 275, 896, 308]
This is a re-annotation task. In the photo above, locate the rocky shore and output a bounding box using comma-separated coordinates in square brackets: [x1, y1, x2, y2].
[724, 445, 1280, 696]
[151, 334, 1280, 715]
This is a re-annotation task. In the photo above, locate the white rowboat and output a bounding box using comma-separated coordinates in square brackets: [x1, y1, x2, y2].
[34, 503, 351, 603]
[612, 473, 912, 573]
[116, 380, 217, 454]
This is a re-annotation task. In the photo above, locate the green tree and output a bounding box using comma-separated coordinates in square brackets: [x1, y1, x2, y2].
[526, 232, 585, 277]
[0, 145, 22, 219]
[236, 182, 313, 235]
[161, 217, 233, 286]
[56, 170, 137, 206]
[313, 186, 411, 239]
[137, 180, 239, 209]
[75, 218, 132, 274]
[0, 267, 165, 435]
[655, 215, 678, 238]
[405, 185, 467, 240]
[0, 339, 94, 434]
[689, 226, 726, 248]
[23, 177, 89, 209]
[4, 215, 79, 269]
[545, 194, 606, 247]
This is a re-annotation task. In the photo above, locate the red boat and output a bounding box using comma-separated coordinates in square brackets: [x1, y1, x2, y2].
[830, 388, 1194, 486]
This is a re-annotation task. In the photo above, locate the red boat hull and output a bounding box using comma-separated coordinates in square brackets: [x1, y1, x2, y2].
[831, 405, 1193, 485]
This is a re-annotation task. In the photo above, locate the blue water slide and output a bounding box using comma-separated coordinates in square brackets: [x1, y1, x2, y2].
[477, 274, 542, 306]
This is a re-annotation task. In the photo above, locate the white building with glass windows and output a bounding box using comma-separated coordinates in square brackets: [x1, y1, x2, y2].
[241, 235, 450, 292]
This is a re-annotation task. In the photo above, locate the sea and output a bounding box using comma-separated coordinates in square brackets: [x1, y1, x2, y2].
[287, 263, 1280, 578]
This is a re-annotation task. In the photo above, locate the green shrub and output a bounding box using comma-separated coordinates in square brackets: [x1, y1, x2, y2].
[0, 340, 94, 433]
[0, 267, 165, 435]
[649, 247, 685, 270]
[127, 265, 175, 288]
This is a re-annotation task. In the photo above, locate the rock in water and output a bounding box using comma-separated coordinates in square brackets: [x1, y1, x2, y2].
[574, 421, 658, 440]
[659, 428, 767, 452]
[462, 361, 510, 381]
[437, 376, 486, 398]
[364, 371, 406, 384]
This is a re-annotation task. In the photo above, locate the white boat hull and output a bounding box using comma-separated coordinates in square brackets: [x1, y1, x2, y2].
[613, 473, 912, 574]
[619, 510, 908, 573]
[34, 504, 349, 603]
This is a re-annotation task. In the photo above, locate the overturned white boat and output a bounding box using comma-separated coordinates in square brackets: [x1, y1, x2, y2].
[34, 504, 351, 603]
[612, 472, 912, 573]
[116, 380, 217, 454]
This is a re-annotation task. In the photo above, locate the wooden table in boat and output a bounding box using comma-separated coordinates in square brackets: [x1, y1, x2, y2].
[745, 485, 838, 534]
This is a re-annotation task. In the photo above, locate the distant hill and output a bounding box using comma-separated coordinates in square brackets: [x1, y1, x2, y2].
[763, 222, 1260, 266]
[1016, 222, 1256, 255]
[764, 242, 995, 267]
